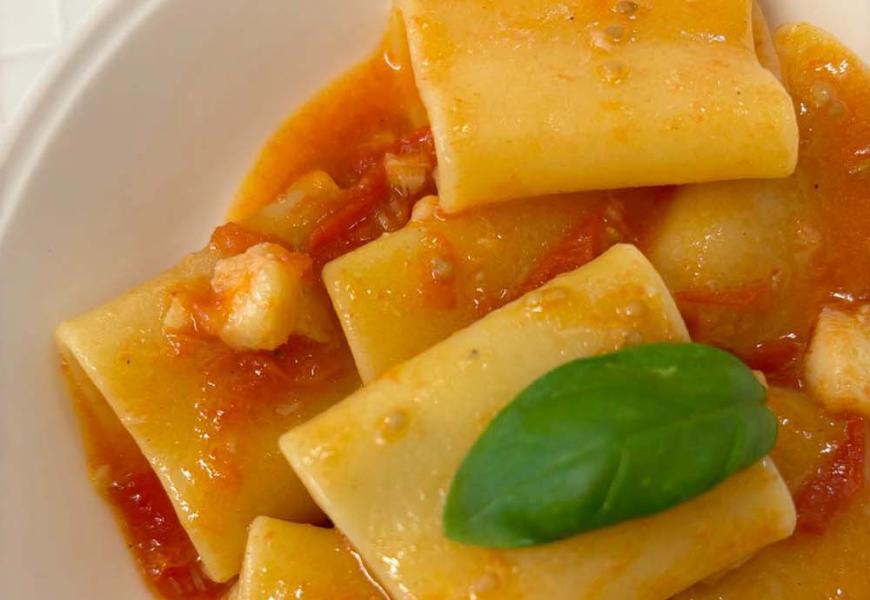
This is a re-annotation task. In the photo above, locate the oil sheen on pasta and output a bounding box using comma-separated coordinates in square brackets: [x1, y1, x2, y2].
[66, 27, 422, 600]
[67, 17, 869, 600]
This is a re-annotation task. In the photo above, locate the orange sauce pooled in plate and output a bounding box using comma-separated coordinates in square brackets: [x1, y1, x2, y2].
[69, 25, 424, 600]
[67, 15, 870, 600]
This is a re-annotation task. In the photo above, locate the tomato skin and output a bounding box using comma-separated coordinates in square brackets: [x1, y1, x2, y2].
[517, 216, 604, 297]
[794, 415, 866, 534]
[307, 166, 391, 255]
[209, 222, 271, 256]
[307, 127, 436, 267]
[108, 468, 229, 600]
[741, 333, 805, 387]
[516, 201, 631, 298]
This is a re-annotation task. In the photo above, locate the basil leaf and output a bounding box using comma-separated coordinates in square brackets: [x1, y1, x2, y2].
[443, 343, 776, 548]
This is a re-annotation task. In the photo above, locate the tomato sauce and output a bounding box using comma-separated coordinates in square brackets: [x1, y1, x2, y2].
[785, 35, 870, 306]
[71, 26, 427, 600]
[794, 415, 866, 534]
[742, 333, 805, 388]
[106, 470, 225, 600]
[517, 211, 616, 297]
[72, 15, 870, 600]
[678, 28, 870, 599]
[209, 222, 274, 256]
[229, 13, 426, 220]
[306, 127, 437, 267]
[64, 360, 231, 600]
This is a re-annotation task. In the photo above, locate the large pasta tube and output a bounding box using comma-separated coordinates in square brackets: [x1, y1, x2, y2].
[398, 0, 798, 212]
[56, 175, 361, 582]
[323, 191, 617, 381]
[283, 244, 795, 600]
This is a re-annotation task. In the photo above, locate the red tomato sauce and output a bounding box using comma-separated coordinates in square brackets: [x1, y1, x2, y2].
[306, 127, 436, 267]
[209, 222, 274, 256]
[229, 14, 426, 221]
[517, 210, 616, 297]
[795, 415, 867, 534]
[107, 469, 226, 600]
[72, 19, 870, 600]
[71, 30, 425, 600]
[742, 334, 805, 388]
[64, 360, 231, 600]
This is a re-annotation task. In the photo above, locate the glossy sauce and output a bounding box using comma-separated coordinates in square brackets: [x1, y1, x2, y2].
[69, 27, 425, 600]
[677, 26, 870, 599]
[64, 360, 229, 600]
[676, 25, 870, 383]
[70, 16, 870, 600]
[679, 390, 870, 600]
[229, 13, 426, 220]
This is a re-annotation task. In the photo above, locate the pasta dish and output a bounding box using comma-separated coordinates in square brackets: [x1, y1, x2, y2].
[55, 1, 870, 598]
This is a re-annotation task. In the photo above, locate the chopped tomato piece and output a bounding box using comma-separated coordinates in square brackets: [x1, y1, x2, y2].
[394, 126, 436, 160]
[307, 167, 390, 254]
[347, 126, 435, 178]
[794, 415, 866, 534]
[742, 333, 806, 387]
[307, 127, 436, 266]
[209, 222, 272, 256]
[108, 468, 228, 600]
[517, 209, 616, 296]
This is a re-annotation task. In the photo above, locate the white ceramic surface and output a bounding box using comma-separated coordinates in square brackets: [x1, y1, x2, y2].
[0, 1, 867, 598]
[0, 0, 106, 135]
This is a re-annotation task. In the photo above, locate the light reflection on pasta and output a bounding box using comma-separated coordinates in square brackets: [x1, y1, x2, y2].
[55, 2, 870, 599]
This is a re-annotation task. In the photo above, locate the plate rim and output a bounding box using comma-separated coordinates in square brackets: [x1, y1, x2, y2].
[0, 0, 162, 239]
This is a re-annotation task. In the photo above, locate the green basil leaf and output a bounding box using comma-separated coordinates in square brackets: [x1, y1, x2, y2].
[443, 342, 776, 548]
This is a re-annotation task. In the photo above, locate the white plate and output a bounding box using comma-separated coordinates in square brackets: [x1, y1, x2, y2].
[0, 1, 867, 598]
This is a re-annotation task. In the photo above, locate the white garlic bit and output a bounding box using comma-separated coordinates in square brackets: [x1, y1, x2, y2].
[385, 152, 430, 196]
[211, 242, 310, 351]
[805, 305, 870, 417]
[162, 296, 193, 332]
[410, 195, 440, 222]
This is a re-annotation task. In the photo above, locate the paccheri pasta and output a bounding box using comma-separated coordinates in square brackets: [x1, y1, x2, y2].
[56, 3, 870, 599]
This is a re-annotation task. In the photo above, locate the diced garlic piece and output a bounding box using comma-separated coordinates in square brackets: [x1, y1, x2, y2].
[410, 195, 440, 222]
[211, 242, 311, 351]
[162, 296, 193, 332]
[385, 152, 430, 195]
[805, 305, 870, 416]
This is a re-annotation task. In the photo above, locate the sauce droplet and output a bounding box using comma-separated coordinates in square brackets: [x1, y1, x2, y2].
[605, 24, 626, 42]
[430, 256, 455, 282]
[525, 286, 571, 314]
[376, 410, 410, 445]
[623, 300, 648, 318]
[613, 0, 639, 16]
[598, 60, 631, 84]
[810, 81, 834, 108]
